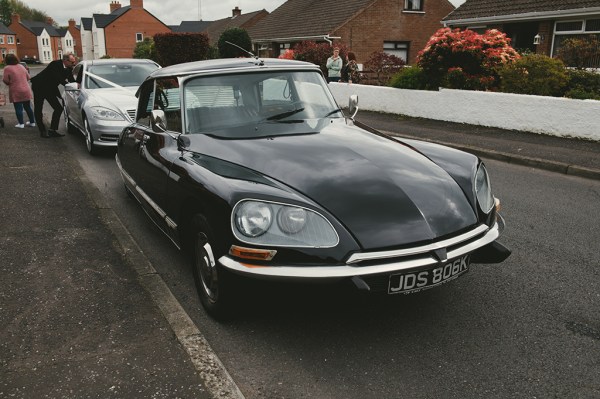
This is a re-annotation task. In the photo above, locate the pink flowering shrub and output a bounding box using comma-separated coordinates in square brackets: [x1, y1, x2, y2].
[278, 49, 295, 60]
[417, 28, 520, 90]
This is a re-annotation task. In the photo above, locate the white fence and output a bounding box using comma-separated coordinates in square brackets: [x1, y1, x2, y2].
[329, 83, 600, 141]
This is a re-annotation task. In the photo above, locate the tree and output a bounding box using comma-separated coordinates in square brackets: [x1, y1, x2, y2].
[6, 0, 49, 24]
[217, 28, 252, 58]
[417, 28, 520, 90]
[153, 32, 210, 67]
[133, 37, 157, 62]
[0, 0, 12, 26]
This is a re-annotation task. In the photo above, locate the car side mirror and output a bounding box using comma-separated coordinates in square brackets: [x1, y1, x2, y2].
[348, 94, 358, 119]
[65, 82, 78, 91]
[150, 109, 167, 132]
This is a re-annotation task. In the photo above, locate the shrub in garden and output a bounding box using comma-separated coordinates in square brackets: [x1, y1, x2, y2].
[389, 66, 427, 89]
[498, 54, 568, 97]
[217, 28, 252, 58]
[564, 68, 600, 100]
[278, 49, 295, 60]
[557, 36, 600, 69]
[154, 32, 210, 67]
[417, 28, 520, 90]
[363, 51, 405, 86]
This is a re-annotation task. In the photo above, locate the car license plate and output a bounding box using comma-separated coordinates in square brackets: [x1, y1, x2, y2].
[388, 255, 470, 295]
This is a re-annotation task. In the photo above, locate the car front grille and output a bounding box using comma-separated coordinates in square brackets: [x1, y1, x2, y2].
[127, 109, 136, 121]
[99, 133, 119, 142]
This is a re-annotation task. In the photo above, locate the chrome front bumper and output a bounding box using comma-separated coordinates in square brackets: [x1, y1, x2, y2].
[219, 216, 506, 280]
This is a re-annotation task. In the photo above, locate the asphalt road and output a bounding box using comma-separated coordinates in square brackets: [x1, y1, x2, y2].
[62, 125, 600, 398]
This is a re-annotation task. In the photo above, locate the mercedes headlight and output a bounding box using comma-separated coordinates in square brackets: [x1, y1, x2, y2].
[232, 200, 338, 247]
[90, 106, 125, 121]
[475, 163, 494, 213]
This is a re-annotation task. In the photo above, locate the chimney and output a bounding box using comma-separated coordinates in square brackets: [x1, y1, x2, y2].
[232, 6, 241, 17]
[110, 1, 121, 12]
[11, 13, 20, 25]
[46, 16, 54, 25]
[68, 19, 76, 29]
[130, 0, 143, 9]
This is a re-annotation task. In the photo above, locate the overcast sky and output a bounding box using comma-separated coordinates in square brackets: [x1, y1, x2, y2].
[23, 0, 465, 27]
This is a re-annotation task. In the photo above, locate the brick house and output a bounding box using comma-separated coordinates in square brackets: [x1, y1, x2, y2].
[66, 19, 83, 58]
[8, 15, 64, 62]
[248, 0, 455, 65]
[80, 17, 93, 60]
[204, 7, 269, 45]
[90, 0, 170, 59]
[0, 22, 18, 60]
[443, 0, 600, 66]
[56, 28, 75, 58]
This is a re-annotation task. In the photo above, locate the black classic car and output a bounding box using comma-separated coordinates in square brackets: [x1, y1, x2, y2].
[117, 57, 510, 318]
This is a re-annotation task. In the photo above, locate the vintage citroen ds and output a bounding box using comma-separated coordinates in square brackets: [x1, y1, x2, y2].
[116, 57, 510, 318]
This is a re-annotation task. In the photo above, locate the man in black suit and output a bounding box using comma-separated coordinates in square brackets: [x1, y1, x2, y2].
[31, 53, 77, 138]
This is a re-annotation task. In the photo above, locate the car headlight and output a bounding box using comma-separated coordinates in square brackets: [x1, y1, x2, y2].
[475, 163, 494, 213]
[234, 201, 273, 237]
[232, 200, 338, 247]
[90, 106, 125, 121]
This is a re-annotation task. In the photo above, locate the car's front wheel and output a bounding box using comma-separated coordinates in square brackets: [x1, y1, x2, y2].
[83, 115, 97, 155]
[190, 214, 234, 319]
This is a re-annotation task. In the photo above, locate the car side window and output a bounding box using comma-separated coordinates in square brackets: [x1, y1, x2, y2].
[154, 77, 181, 132]
[73, 64, 83, 84]
[136, 79, 155, 125]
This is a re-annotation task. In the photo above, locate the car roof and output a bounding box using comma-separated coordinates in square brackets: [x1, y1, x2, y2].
[82, 58, 158, 66]
[148, 57, 320, 79]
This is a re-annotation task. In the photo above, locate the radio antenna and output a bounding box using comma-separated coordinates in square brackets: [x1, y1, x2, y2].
[225, 41, 263, 65]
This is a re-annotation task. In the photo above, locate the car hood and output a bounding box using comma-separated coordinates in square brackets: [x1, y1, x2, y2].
[87, 87, 138, 119]
[189, 120, 478, 249]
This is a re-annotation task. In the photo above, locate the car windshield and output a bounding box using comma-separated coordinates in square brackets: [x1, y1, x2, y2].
[184, 70, 343, 138]
[86, 63, 159, 89]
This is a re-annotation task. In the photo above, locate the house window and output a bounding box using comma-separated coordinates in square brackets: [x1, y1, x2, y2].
[7, 36, 13, 44]
[585, 19, 600, 32]
[279, 43, 291, 55]
[0, 36, 4, 44]
[555, 21, 583, 32]
[136, 33, 143, 42]
[552, 19, 600, 67]
[404, 0, 423, 11]
[384, 41, 409, 63]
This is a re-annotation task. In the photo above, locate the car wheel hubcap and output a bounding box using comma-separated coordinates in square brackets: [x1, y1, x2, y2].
[84, 119, 92, 152]
[195, 233, 218, 302]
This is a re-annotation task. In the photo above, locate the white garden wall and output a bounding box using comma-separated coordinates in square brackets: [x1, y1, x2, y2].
[329, 83, 600, 141]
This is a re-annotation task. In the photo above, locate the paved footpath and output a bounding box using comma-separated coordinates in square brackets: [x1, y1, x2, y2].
[0, 107, 240, 398]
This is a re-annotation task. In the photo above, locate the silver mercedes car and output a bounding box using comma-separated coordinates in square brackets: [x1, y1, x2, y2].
[63, 58, 160, 155]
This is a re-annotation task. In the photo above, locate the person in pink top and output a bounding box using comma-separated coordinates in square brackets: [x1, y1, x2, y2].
[2, 53, 35, 128]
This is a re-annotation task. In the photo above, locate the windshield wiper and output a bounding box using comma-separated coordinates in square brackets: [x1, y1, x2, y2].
[322, 108, 343, 118]
[265, 108, 305, 121]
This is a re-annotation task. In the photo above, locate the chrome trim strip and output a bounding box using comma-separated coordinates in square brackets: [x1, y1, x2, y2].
[219, 221, 501, 279]
[135, 187, 166, 219]
[346, 224, 489, 264]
